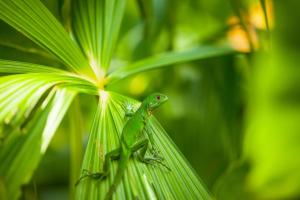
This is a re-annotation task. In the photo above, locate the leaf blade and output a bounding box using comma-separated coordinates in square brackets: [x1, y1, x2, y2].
[0, 0, 93, 77]
[0, 59, 99, 95]
[0, 72, 98, 131]
[107, 46, 234, 85]
[0, 88, 76, 200]
[0, 59, 65, 74]
[72, 0, 126, 75]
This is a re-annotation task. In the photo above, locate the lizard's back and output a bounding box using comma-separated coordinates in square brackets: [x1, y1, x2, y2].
[121, 112, 145, 148]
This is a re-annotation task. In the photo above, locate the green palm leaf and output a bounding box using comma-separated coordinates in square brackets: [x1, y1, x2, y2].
[0, 62, 96, 200]
[0, 71, 98, 136]
[107, 46, 234, 85]
[0, 88, 75, 200]
[75, 92, 210, 200]
[0, 0, 93, 77]
[72, 0, 126, 76]
[0, 59, 65, 74]
[0, 1, 235, 199]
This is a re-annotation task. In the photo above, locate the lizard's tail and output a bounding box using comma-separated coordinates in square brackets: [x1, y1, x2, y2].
[104, 155, 129, 200]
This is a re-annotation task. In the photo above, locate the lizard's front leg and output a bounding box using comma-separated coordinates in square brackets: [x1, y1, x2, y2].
[124, 102, 135, 118]
[75, 148, 120, 186]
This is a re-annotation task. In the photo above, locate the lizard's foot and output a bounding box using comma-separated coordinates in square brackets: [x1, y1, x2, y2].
[150, 147, 164, 160]
[75, 169, 108, 186]
[139, 158, 158, 168]
[140, 157, 171, 172]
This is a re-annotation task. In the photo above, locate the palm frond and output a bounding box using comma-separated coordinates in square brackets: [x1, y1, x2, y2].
[0, 72, 98, 134]
[0, 75, 56, 127]
[0, 59, 65, 74]
[72, 0, 126, 76]
[75, 91, 210, 200]
[107, 46, 234, 85]
[0, 73, 98, 98]
[0, 0, 93, 76]
[0, 62, 97, 200]
[0, 88, 76, 200]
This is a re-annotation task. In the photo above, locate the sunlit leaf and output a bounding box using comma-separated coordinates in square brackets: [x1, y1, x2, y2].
[72, 0, 126, 76]
[0, 72, 98, 133]
[0, 73, 98, 99]
[0, 0, 94, 77]
[0, 75, 56, 127]
[75, 91, 210, 200]
[0, 88, 76, 200]
[0, 59, 65, 74]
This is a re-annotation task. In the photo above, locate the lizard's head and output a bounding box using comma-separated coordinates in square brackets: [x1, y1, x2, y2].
[143, 93, 168, 113]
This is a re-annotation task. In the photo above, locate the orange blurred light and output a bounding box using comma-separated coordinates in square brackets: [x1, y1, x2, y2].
[227, 21, 258, 52]
[226, 1, 273, 52]
[249, 0, 274, 30]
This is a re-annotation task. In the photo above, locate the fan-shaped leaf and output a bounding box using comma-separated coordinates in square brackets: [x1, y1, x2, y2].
[0, 59, 65, 74]
[0, 88, 75, 200]
[0, 0, 94, 77]
[72, 0, 126, 76]
[75, 91, 210, 200]
[0, 72, 98, 135]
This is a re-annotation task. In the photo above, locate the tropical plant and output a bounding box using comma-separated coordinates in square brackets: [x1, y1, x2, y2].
[0, 0, 233, 199]
[5, 0, 299, 200]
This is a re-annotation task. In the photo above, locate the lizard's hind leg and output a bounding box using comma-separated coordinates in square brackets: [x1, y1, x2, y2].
[144, 125, 163, 159]
[132, 139, 171, 171]
[75, 148, 120, 186]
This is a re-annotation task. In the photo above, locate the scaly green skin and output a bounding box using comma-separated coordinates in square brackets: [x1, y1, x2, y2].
[75, 93, 169, 200]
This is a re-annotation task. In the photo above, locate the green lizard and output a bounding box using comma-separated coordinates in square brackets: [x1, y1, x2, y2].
[75, 93, 169, 199]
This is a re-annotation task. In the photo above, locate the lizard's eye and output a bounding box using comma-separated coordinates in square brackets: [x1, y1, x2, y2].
[156, 96, 160, 100]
